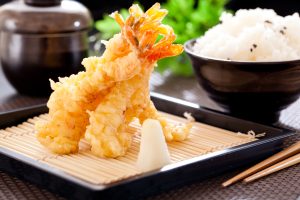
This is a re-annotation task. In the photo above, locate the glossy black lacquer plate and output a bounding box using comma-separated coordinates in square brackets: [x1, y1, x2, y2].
[0, 92, 296, 200]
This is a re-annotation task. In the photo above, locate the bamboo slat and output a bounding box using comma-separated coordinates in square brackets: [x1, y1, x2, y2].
[0, 113, 256, 185]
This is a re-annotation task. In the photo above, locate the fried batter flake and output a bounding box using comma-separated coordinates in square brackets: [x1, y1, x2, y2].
[36, 3, 193, 157]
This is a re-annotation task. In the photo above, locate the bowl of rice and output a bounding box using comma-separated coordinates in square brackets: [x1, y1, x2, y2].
[184, 8, 300, 124]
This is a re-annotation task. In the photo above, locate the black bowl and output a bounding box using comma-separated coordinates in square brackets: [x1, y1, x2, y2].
[184, 39, 300, 124]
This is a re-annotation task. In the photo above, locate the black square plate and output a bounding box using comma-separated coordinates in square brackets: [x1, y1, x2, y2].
[0, 92, 296, 200]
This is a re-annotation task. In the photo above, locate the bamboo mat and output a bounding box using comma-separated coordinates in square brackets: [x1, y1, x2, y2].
[0, 112, 256, 185]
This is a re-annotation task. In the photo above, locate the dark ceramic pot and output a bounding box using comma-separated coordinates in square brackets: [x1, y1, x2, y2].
[0, 32, 88, 96]
[185, 39, 300, 124]
[0, 0, 92, 96]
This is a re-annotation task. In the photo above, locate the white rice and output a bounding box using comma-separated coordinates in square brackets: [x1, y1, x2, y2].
[193, 8, 300, 61]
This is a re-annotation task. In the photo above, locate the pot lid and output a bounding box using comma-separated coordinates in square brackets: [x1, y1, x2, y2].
[0, 0, 93, 34]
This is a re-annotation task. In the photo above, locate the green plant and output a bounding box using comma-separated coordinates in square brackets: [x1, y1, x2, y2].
[95, 9, 130, 40]
[95, 0, 228, 76]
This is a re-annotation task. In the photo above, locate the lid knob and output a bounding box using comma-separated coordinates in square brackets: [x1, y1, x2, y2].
[24, 0, 62, 6]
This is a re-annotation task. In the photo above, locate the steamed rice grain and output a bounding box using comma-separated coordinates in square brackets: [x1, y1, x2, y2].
[193, 8, 300, 61]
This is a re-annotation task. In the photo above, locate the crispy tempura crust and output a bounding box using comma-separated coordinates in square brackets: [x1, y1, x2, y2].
[36, 3, 192, 157]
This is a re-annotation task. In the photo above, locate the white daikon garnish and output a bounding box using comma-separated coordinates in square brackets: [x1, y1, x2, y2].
[137, 119, 171, 171]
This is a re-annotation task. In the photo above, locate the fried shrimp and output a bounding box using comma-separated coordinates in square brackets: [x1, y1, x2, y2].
[36, 3, 193, 157]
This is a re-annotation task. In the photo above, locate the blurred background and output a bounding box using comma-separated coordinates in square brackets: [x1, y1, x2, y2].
[54, 0, 300, 19]
[0, 0, 299, 20]
[0, 0, 300, 99]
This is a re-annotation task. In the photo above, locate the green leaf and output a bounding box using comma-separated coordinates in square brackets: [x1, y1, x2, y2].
[95, 9, 130, 40]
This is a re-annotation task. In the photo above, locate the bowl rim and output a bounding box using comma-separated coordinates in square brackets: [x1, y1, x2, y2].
[184, 38, 300, 65]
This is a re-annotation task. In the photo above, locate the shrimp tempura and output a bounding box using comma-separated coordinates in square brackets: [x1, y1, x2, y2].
[36, 3, 193, 157]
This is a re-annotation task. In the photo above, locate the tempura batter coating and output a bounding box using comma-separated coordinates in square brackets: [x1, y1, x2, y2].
[36, 3, 193, 157]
